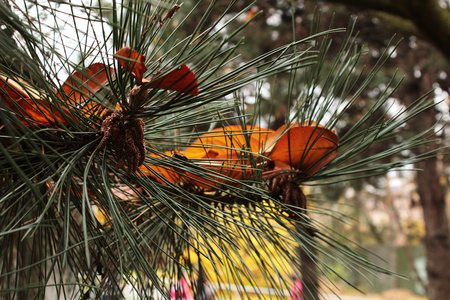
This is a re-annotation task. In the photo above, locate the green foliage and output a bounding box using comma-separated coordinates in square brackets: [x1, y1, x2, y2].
[0, 0, 441, 299]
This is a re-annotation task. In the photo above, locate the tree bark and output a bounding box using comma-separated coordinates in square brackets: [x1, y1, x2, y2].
[297, 223, 319, 300]
[417, 153, 450, 299]
[399, 47, 450, 299]
[299, 243, 319, 300]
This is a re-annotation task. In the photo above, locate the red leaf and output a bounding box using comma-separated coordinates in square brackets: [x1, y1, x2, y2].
[143, 64, 199, 96]
[115, 47, 147, 84]
[1, 62, 113, 126]
[61, 62, 114, 106]
[264, 123, 339, 176]
[1, 75, 69, 126]
[115, 47, 199, 95]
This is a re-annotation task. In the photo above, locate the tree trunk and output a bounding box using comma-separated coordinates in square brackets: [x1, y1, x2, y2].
[298, 230, 319, 300]
[418, 156, 450, 299]
[401, 47, 450, 299]
[416, 123, 450, 299]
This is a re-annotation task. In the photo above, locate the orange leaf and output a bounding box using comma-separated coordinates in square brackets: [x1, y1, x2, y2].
[181, 145, 245, 190]
[115, 47, 198, 95]
[143, 64, 199, 96]
[138, 152, 180, 184]
[182, 125, 273, 190]
[115, 47, 147, 84]
[1, 75, 69, 126]
[61, 62, 114, 106]
[264, 123, 339, 176]
[186, 125, 273, 156]
[1, 62, 113, 126]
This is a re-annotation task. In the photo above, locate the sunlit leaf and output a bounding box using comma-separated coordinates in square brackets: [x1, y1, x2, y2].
[139, 152, 180, 184]
[182, 125, 272, 189]
[264, 123, 339, 176]
[187, 125, 273, 155]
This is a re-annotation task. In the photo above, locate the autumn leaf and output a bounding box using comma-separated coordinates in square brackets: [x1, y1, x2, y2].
[186, 125, 273, 156]
[138, 152, 180, 184]
[115, 47, 147, 84]
[59, 62, 114, 119]
[115, 47, 199, 96]
[181, 123, 338, 189]
[181, 151, 245, 190]
[143, 64, 199, 96]
[182, 125, 272, 189]
[61, 62, 114, 106]
[263, 123, 339, 176]
[136, 123, 337, 190]
[0, 75, 69, 126]
[1, 62, 114, 126]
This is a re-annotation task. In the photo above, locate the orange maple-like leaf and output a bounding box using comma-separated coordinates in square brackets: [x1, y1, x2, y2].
[115, 47, 199, 96]
[263, 123, 339, 176]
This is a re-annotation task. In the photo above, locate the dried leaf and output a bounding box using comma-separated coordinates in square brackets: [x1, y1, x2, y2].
[143, 64, 199, 96]
[1, 75, 69, 126]
[61, 62, 114, 106]
[138, 152, 180, 184]
[115, 47, 199, 95]
[182, 125, 272, 189]
[264, 123, 339, 176]
[115, 47, 147, 84]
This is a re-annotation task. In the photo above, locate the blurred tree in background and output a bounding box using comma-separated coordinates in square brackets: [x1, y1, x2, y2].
[308, 2, 450, 299]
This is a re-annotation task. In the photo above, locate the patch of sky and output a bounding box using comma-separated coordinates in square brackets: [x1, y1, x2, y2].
[12, 0, 112, 82]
